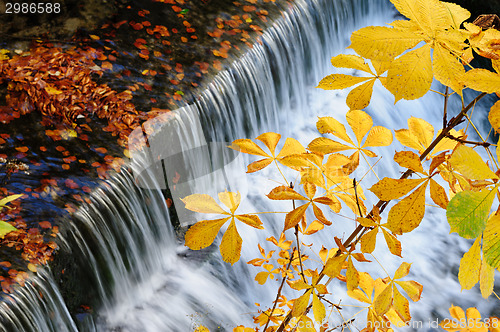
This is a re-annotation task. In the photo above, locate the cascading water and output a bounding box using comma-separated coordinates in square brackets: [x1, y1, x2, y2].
[1, 0, 498, 331]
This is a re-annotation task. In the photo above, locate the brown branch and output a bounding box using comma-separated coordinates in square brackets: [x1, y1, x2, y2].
[443, 87, 449, 130]
[444, 133, 491, 147]
[276, 92, 487, 332]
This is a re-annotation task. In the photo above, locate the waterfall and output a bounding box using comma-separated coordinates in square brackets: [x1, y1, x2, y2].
[1, 0, 498, 331]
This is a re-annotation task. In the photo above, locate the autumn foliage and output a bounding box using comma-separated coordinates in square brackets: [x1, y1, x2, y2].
[183, 0, 500, 331]
[0, 45, 137, 128]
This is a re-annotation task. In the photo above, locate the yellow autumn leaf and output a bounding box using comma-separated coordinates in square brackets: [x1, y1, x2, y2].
[349, 26, 423, 61]
[182, 194, 228, 214]
[218, 191, 240, 213]
[393, 151, 424, 173]
[235, 214, 263, 229]
[323, 254, 347, 278]
[395, 280, 422, 302]
[488, 100, 500, 133]
[386, 182, 427, 234]
[458, 236, 481, 290]
[360, 228, 378, 253]
[346, 256, 360, 291]
[184, 217, 230, 250]
[382, 228, 402, 257]
[284, 203, 310, 231]
[394, 129, 422, 152]
[220, 219, 242, 265]
[291, 289, 312, 317]
[231, 139, 270, 157]
[276, 137, 306, 158]
[346, 79, 376, 109]
[373, 283, 392, 316]
[369, 177, 426, 201]
[429, 179, 449, 209]
[441, 1, 471, 28]
[362, 126, 393, 148]
[256, 132, 281, 156]
[307, 137, 352, 154]
[449, 144, 498, 180]
[479, 259, 494, 298]
[463, 68, 500, 93]
[392, 286, 411, 322]
[194, 325, 210, 332]
[432, 43, 465, 95]
[330, 54, 373, 73]
[346, 110, 372, 145]
[45, 85, 63, 95]
[247, 158, 273, 173]
[408, 117, 434, 149]
[316, 117, 354, 144]
[393, 262, 411, 279]
[312, 293, 325, 323]
[233, 326, 254, 332]
[385, 43, 433, 102]
[267, 186, 307, 201]
[317, 74, 370, 89]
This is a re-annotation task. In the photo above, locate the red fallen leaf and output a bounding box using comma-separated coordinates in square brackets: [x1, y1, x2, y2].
[123, 69, 131, 76]
[108, 54, 117, 61]
[190, 35, 198, 39]
[97, 53, 107, 61]
[243, 5, 256, 11]
[130, 22, 144, 30]
[140, 49, 150, 56]
[95, 147, 107, 154]
[0, 261, 11, 268]
[171, 28, 178, 33]
[65, 179, 79, 189]
[15, 146, 28, 153]
[172, 5, 182, 12]
[138, 9, 150, 17]
[181, 37, 188, 42]
[63, 156, 77, 163]
[91, 162, 101, 167]
[62, 164, 70, 170]
[113, 20, 127, 28]
[142, 21, 151, 27]
[82, 186, 91, 193]
[39, 221, 52, 229]
[186, 27, 196, 33]
[170, 79, 180, 85]
[166, 198, 173, 208]
[39, 146, 47, 151]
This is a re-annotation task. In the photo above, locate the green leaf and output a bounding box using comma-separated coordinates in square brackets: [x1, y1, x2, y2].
[446, 189, 496, 239]
[483, 213, 500, 268]
[0, 221, 16, 239]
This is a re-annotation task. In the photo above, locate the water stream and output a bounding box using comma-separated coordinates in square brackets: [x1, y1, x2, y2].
[0, 0, 498, 331]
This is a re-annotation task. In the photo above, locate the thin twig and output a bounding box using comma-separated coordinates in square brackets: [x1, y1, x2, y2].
[262, 250, 295, 332]
[444, 133, 491, 147]
[443, 87, 449, 130]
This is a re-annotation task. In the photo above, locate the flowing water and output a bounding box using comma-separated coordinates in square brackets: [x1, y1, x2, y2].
[1, 0, 499, 331]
